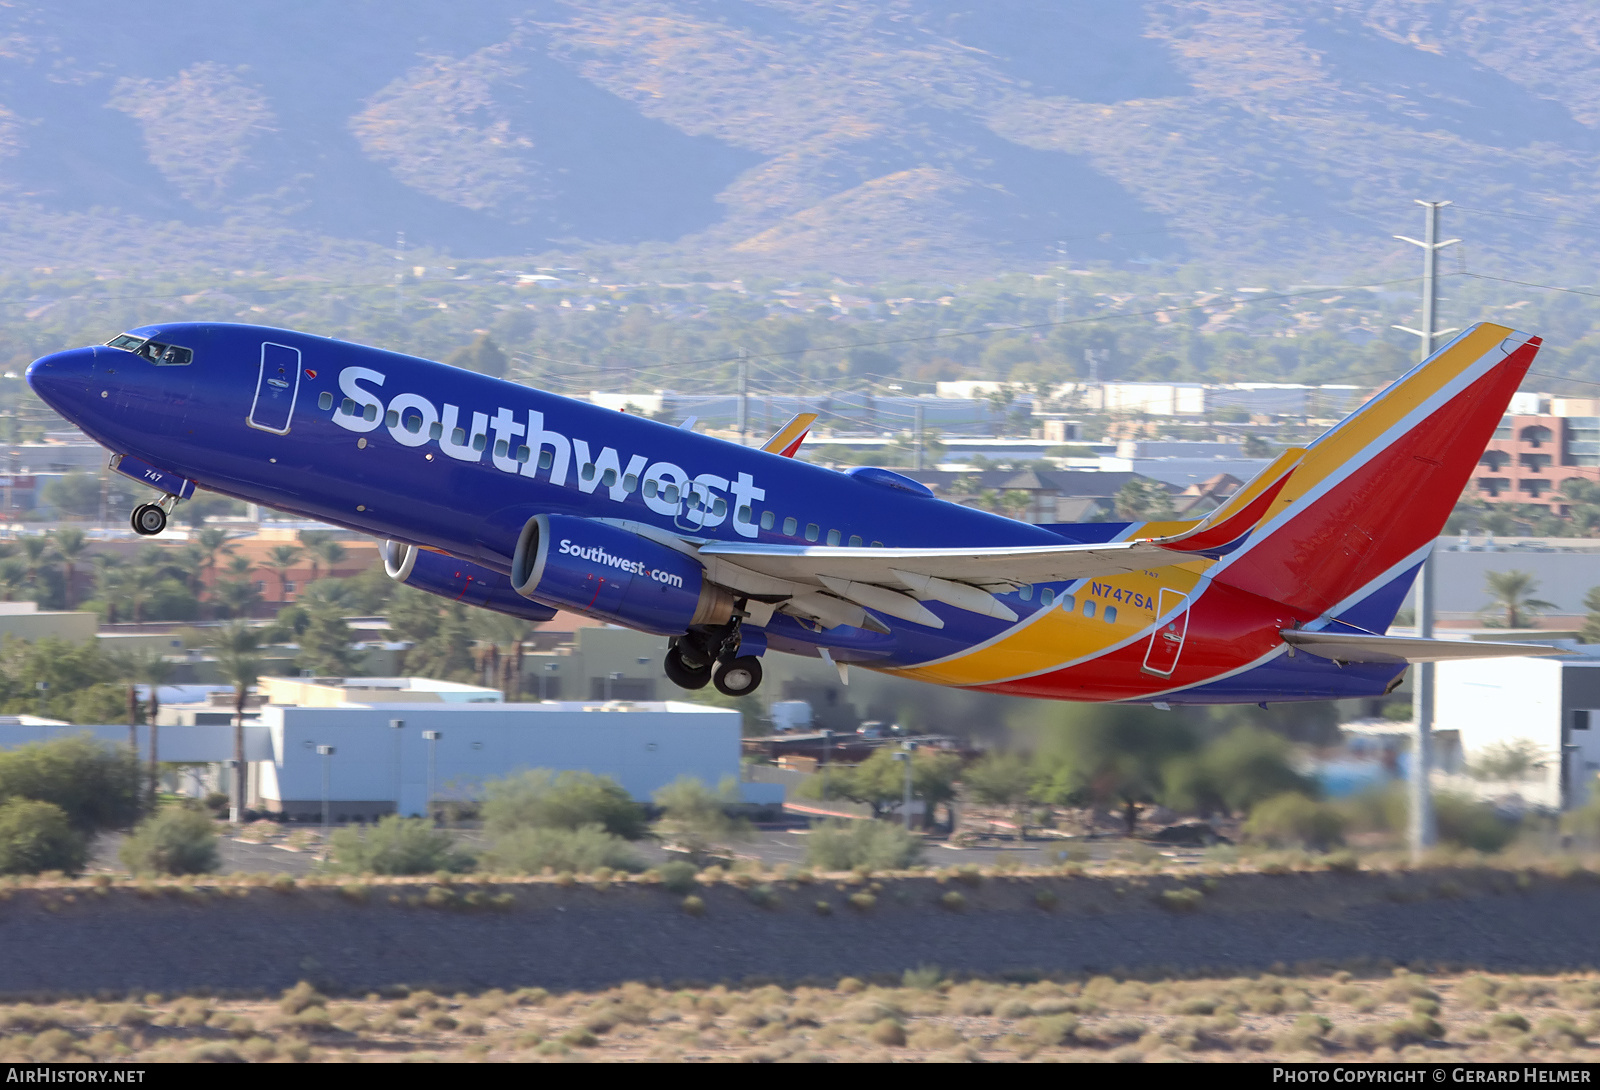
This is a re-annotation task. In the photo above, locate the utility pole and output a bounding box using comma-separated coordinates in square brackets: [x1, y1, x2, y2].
[1393, 199, 1460, 861]
[913, 403, 925, 471]
[737, 349, 749, 446]
[395, 230, 406, 332]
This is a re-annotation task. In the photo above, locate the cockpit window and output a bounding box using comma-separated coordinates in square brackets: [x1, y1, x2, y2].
[105, 334, 192, 366]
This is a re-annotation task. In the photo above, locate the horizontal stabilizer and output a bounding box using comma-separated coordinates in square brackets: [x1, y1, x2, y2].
[1282, 630, 1564, 664]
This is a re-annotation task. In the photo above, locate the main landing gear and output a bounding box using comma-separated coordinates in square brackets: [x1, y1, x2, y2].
[130, 495, 177, 536]
[665, 616, 764, 697]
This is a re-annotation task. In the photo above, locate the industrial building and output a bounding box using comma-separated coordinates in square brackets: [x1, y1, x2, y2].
[1436, 651, 1600, 811]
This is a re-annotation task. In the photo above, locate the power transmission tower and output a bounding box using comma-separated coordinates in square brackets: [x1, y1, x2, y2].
[1392, 199, 1459, 861]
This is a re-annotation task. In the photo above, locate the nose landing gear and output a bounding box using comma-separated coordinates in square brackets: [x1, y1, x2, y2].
[131, 494, 177, 536]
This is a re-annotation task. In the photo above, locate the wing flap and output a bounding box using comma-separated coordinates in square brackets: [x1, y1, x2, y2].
[1282, 630, 1564, 664]
[696, 539, 1203, 588]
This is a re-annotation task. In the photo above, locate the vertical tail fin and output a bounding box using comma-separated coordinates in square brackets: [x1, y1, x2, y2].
[1209, 322, 1540, 618]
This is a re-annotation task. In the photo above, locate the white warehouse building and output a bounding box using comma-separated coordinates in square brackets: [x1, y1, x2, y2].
[1436, 653, 1600, 811]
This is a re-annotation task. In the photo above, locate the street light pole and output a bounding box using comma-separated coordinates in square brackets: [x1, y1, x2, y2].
[1393, 199, 1459, 862]
[893, 748, 913, 830]
[389, 718, 404, 818]
[316, 745, 335, 847]
[422, 730, 441, 824]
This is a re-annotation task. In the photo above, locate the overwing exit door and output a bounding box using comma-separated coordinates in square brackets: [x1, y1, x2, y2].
[248, 342, 301, 434]
[1141, 589, 1191, 677]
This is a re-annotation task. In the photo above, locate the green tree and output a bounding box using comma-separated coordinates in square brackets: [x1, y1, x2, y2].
[0, 734, 143, 833]
[481, 769, 646, 839]
[212, 623, 259, 823]
[323, 815, 471, 875]
[1033, 705, 1196, 833]
[1113, 479, 1177, 522]
[963, 751, 1040, 838]
[39, 472, 101, 519]
[1483, 570, 1555, 629]
[1162, 726, 1315, 817]
[1581, 586, 1600, 644]
[480, 825, 642, 875]
[806, 747, 961, 827]
[294, 606, 358, 677]
[447, 334, 509, 378]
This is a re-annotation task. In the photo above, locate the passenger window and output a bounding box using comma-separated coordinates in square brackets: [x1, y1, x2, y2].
[341, 398, 357, 416]
[1083, 600, 1096, 619]
[805, 523, 820, 542]
[429, 422, 443, 441]
[1040, 588, 1055, 607]
[404, 413, 422, 434]
[318, 391, 333, 411]
[472, 433, 487, 453]
[760, 511, 775, 530]
[738, 505, 752, 524]
[1061, 595, 1075, 612]
[623, 473, 638, 493]
[1105, 606, 1117, 623]
[494, 439, 508, 459]
[826, 529, 841, 546]
[871, 541, 883, 547]
[1019, 585, 1034, 602]
[363, 403, 378, 422]
[644, 479, 658, 498]
[848, 535, 862, 547]
[580, 463, 595, 481]
[782, 516, 797, 536]
[663, 485, 680, 504]
[602, 468, 617, 487]
[518, 445, 532, 464]
[451, 427, 466, 445]
[385, 409, 400, 428]
[712, 497, 726, 516]
[538, 449, 552, 468]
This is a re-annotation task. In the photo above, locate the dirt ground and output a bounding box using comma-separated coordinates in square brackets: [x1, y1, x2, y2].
[0, 969, 1595, 1062]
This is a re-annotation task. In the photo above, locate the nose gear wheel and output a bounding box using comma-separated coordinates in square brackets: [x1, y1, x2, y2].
[131, 503, 167, 536]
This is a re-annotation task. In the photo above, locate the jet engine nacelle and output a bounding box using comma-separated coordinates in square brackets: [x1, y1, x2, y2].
[510, 513, 736, 634]
[382, 541, 558, 623]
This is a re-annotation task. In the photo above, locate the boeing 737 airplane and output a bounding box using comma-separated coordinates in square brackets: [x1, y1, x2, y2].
[24, 321, 1554, 705]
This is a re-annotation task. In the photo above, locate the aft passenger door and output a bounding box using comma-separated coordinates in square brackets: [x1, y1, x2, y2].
[248, 342, 301, 434]
[1141, 589, 1191, 677]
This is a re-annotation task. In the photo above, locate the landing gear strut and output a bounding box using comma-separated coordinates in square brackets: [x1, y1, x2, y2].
[664, 612, 764, 695]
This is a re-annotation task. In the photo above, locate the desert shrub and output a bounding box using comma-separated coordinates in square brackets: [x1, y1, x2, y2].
[1243, 792, 1347, 850]
[1562, 798, 1600, 843]
[323, 816, 472, 875]
[0, 735, 143, 832]
[0, 799, 87, 875]
[119, 807, 218, 876]
[653, 776, 750, 864]
[481, 770, 646, 839]
[480, 824, 642, 875]
[657, 859, 698, 894]
[1434, 792, 1517, 853]
[804, 818, 922, 871]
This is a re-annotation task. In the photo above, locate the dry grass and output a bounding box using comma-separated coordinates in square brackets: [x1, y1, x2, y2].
[2, 969, 1599, 1062]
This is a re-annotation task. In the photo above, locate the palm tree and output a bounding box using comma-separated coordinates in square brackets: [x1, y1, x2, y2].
[0, 557, 27, 603]
[17, 534, 49, 596]
[1484, 570, 1557, 629]
[213, 553, 262, 619]
[262, 544, 304, 605]
[49, 527, 89, 609]
[300, 533, 348, 584]
[213, 623, 261, 824]
[138, 652, 175, 803]
[194, 528, 233, 611]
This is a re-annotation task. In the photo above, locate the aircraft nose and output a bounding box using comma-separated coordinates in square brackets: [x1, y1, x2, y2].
[26, 347, 101, 412]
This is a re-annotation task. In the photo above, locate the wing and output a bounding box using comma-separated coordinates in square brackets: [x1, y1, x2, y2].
[1281, 630, 1564, 664]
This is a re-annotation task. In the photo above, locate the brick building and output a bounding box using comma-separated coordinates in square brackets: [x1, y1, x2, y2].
[1471, 409, 1600, 512]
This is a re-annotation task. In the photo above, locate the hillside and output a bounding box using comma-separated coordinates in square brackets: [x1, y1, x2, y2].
[0, 1, 1597, 277]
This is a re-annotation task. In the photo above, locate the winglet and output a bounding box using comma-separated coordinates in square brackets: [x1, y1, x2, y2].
[1148, 446, 1306, 558]
[762, 413, 818, 457]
